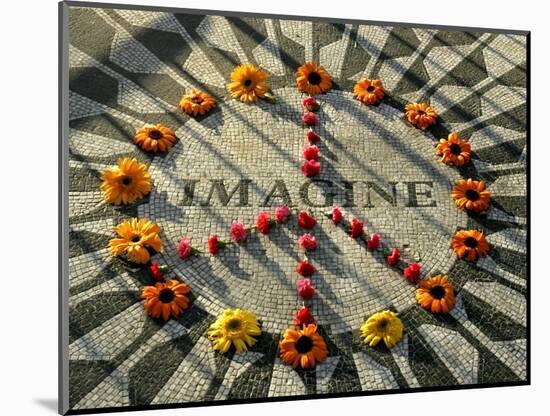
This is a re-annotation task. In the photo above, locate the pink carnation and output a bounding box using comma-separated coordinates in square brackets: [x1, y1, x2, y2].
[275, 205, 291, 224]
[298, 233, 318, 251]
[178, 237, 192, 259]
[230, 223, 248, 243]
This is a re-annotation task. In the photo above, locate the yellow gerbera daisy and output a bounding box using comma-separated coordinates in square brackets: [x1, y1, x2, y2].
[296, 62, 332, 95]
[108, 218, 163, 264]
[179, 89, 217, 116]
[360, 310, 403, 349]
[208, 308, 261, 353]
[100, 158, 151, 205]
[227, 64, 269, 103]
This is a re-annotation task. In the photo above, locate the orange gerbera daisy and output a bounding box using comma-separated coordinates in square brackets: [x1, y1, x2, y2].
[179, 89, 216, 116]
[279, 324, 328, 369]
[227, 64, 269, 103]
[451, 229, 490, 262]
[452, 179, 491, 213]
[416, 275, 456, 314]
[141, 279, 191, 321]
[436, 132, 471, 166]
[134, 124, 177, 153]
[353, 79, 385, 105]
[296, 62, 332, 95]
[100, 158, 151, 205]
[405, 102, 437, 129]
[108, 218, 163, 264]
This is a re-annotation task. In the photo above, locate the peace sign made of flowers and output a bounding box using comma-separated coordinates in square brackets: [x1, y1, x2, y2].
[101, 61, 491, 371]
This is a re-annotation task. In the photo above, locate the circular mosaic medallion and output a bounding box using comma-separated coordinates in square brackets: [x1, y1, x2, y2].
[140, 87, 467, 332]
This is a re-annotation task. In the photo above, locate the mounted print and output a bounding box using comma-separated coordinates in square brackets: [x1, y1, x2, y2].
[59, 1, 530, 414]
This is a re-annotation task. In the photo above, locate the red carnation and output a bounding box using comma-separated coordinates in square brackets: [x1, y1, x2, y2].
[331, 207, 343, 225]
[295, 306, 315, 325]
[297, 278, 316, 298]
[404, 263, 421, 283]
[208, 234, 219, 255]
[298, 211, 317, 229]
[298, 233, 317, 251]
[256, 211, 271, 234]
[306, 130, 321, 144]
[303, 145, 320, 161]
[296, 259, 317, 277]
[367, 233, 381, 250]
[349, 218, 364, 239]
[149, 262, 165, 281]
[301, 159, 321, 177]
[386, 248, 401, 266]
[302, 112, 318, 126]
[303, 97, 320, 112]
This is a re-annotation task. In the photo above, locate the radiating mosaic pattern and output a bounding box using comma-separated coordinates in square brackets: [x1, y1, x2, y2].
[66, 5, 528, 412]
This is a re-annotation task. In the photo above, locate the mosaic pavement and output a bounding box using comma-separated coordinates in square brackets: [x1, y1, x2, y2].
[65, 4, 528, 412]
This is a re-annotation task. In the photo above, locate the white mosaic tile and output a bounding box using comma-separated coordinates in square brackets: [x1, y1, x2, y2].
[75, 321, 187, 409]
[418, 324, 478, 385]
[152, 335, 216, 404]
[462, 281, 526, 326]
[69, 303, 145, 360]
[353, 352, 399, 390]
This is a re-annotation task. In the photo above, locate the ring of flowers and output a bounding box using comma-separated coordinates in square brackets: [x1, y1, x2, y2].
[99, 61, 492, 369]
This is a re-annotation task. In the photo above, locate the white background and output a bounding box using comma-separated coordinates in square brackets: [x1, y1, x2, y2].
[1, 0, 547, 414]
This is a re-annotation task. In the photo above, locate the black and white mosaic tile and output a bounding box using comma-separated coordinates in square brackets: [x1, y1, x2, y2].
[65, 4, 528, 412]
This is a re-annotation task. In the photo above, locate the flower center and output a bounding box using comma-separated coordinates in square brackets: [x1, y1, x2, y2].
[148, 129, 163, 140]
[191, 96, 204, 104]
[158, 288, 175, 303]
[307, 71, 322, 85]
[366, 85, 375, 93]
[121, 176, 132, 186]
[417, 110, 425, 116]
[377, 318, 389, 332]
[295, 335, 313, 354]
[464, 236, 478, 248]
[465, 189, 480, 201]
[243, 79, 252, 87]
[226, 318, 242, 332]
[429, 285, 446, 300]
[450, 143, 462, 155]
[130, 235, 141, 243]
